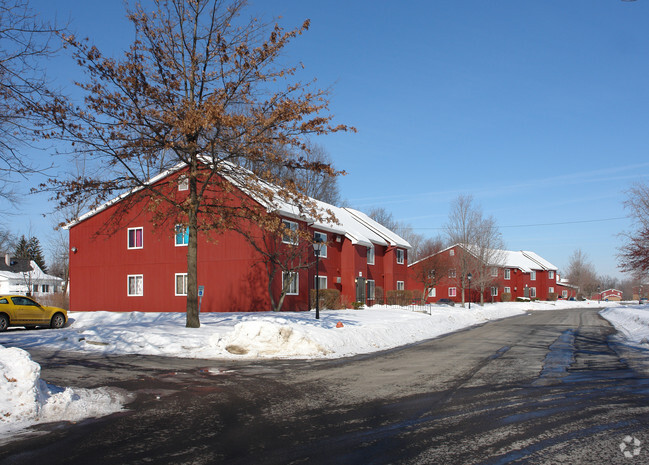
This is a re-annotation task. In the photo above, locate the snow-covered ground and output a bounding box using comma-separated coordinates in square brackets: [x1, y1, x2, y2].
[600, 304, 649, 346]
[0, 300, 628, 442]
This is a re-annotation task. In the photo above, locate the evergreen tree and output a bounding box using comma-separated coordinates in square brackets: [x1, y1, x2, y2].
[14, 235, 47, 272]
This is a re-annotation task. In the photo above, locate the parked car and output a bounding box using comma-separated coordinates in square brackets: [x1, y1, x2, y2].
[0, 295, 67, 331]
[436, 298, 455, 306]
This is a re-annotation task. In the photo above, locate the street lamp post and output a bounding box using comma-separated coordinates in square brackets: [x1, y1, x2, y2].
[467, 273, 472, 309]
[313, 237, 324, 320]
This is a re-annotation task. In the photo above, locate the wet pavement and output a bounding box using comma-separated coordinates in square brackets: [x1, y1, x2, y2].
[2, 308, 649, 464]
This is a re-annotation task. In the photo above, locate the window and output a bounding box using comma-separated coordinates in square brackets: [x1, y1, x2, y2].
[175, 225, 189, 246]
[396, 249, 405, 265]
[41, 284, 49, 293]
[491, 267, 498, 277]
[367, 246, 375, 265]
[491, 287, 498, 297]
[367, 280, 376, 300]
[549, 270, 555, 279]
[282, 220, 299, 245]
[0, 298, 6, 304]
[175, 273, 188, 296]
[530, 287, 537, 298]
[449, 287, 457, 297]
[128, 275, 143, 296]
[178, 175, 189, 191]
[128, 227, 143, 249]
[504, 287, 511, 294]
[32, 284, 38, 294]
[504, 269, 511, 280]
[549, 286, 554, 294]
[283, 271, 299, 295]
[450, 249, 455, 257]
[562, 290, 568, 298]
[315, 275, 327, 290]
[449, 269, 457, 278]
[428, 287, 437, 298]
[530, 271, 536, 281]
[396, 281, 405, 291]
[314, 231, 327, 258]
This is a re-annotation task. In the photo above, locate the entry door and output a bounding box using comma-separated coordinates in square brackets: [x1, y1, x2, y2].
[356, 278, 366, 303]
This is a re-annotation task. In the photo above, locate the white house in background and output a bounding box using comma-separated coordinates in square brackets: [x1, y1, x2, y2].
[0, 254, 64, 296]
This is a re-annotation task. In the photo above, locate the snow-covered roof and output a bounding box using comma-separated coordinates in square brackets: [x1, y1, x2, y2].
[410, 243, 558, 272]
[0, 260, 64, 284]
[500, 250, 558, 272]
[66, 160, 412, 250]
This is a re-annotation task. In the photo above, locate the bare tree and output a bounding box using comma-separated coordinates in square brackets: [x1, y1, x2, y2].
[444, 195, 504, 306]
[470, 216, 505, 305]
[233, 217, 314, 311]
[33, 0, 352, 328]
[241, 141, 342, 205]
[619, 183, 649, 274]
[0, 0, 63, 205]
[410, 237, 448, 303]
[444, 195, 479, 306]
[566, 249, 598, 298]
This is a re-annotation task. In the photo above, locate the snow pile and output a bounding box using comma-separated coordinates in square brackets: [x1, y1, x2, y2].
[600, 305, 649, 345]
[0, 300, 616, 361]
[0, 345, 127, 437]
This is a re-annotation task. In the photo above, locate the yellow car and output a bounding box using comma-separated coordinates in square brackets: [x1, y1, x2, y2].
[0, 295, 68, 331]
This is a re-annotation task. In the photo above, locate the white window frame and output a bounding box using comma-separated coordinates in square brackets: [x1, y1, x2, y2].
[127, 274, 143, 296]
[450, 249, 455, 257]
[491, 267, 498, 277]
[41, 284, 49, 293]
[530, 287, 537, 298]
[175, 225, 189, 247]
[282, 220, 299, 245]
[562, 290, 568, 298]
[315, 275, 327, 291]
[367, 246, 375, 265]
[178, 174, 189, 191]
[283, 271, 299, 295]
[449, 269, 457, 278]
[396, 281, 405, 291]
[428, 287, 437, 298]
[549, 270, 555, 279]
[314, 231, 327, 258]
[449, 287, 457, 297]
[530, 271, 537, 281]
[504, 269, 511, 280]
[396, 249, 405, 265]
[127, 227, 143, 250]
[504, 286, 511, 294]
[367, 279, 376, 300]
[491, 286, 498, 297]
[175, 273, 188, 296]
[549, 286, 554, 294]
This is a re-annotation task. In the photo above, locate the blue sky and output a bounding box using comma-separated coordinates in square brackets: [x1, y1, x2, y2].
[12, 0, 649, 279]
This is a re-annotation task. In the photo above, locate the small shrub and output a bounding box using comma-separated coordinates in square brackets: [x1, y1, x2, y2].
[386, 290, 418, 306]
[501, 293, 512, 302]
[351, 301, 364, 310]
[547, 293, 558, 301]
[516, 297, 530, 303]
[310, 289, 342, 310]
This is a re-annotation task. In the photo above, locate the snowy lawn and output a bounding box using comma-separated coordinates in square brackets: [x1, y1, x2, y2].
[0, 299, 620, 442]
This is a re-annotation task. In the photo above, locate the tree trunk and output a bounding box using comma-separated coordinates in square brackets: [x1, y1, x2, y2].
[185, 160, 200, 328]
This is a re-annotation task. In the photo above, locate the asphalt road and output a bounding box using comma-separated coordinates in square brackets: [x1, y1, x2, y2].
[2, 308, 649, 464]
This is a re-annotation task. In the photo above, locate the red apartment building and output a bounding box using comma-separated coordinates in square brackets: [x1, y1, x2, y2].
[409, 244, 575, 303]
[65, 164, 411, 313]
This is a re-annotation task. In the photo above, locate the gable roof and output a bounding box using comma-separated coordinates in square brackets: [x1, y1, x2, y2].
[65, 160, 411, 250]
[409, 243, 558, 272]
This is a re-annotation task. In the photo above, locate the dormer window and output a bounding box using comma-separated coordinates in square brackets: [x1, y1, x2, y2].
[396, 248, 405, 265]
